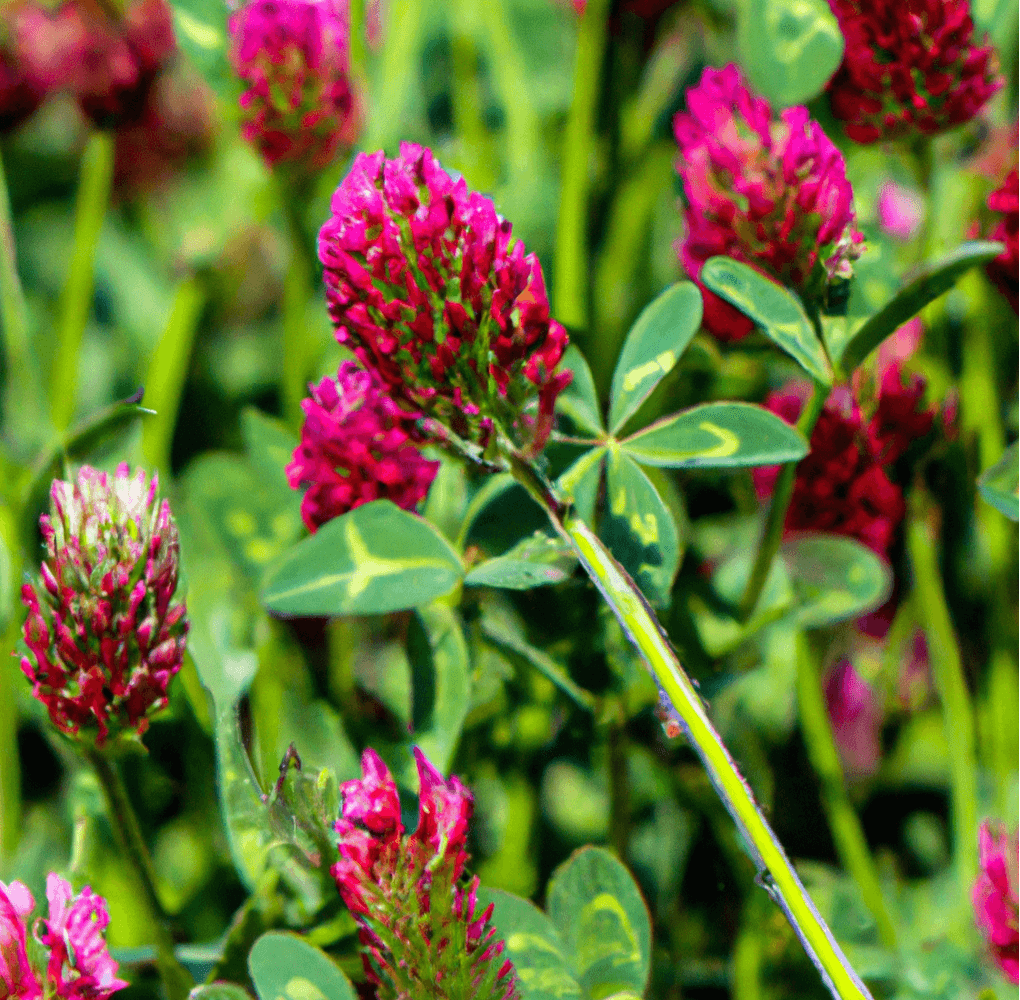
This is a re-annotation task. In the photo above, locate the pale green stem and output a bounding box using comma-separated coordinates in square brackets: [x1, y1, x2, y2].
[0, 505, 21, 864]
[281, 206, 313, 429]
[732, 922, 764, 1000]
[739, 384, 827, 619]
[141, 277, 205, 474]
[449, 0, 495, 191]
[905, 500, 980, 909]
[0, 148, 28, 370]
[795, 634, 898, 950]
[505, 456, 874, 1000]
[554, 0, 610, 330]
[51, 131, 115, 433]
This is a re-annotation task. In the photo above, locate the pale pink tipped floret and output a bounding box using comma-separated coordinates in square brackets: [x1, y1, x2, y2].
[985, 169, 1018, 312]
[412, 747, 472, 879]
[286, 362, 439, 532]
[229, 0, 359, 172]
[19, 464, 189, 747]
[824, 659, 882, 778]
[973, 821, 1019, 984]
[318, 143, 572, 454]
[827, 0, 1002, 143]
[673, 64, 864, 340]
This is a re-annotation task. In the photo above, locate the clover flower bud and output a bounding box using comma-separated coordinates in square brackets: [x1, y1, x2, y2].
[973, 821, 1019, 984]
[824, 659, 882, 779]
[20, 464, 188, 748]
[318, 143, 572, 456]
[673, 64, 863, 340]
[826, 0, 1002, 143]
[286, 362, 440, 532]
[985, 169, 1018, 312]
[332, 748, 520, 999]
[1, 874, 127, 999]
[229, 0, 359, 173]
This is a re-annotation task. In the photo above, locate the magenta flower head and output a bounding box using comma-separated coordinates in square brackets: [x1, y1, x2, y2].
[318, 143, 572, 457]
[228, 0, 358, 173]
[824, 659, 882, 778]
[332, 748, 519, 1000]
[826, 0, 1002, 143]
[19, 464, 188, 748]
[286, 362, 439, 532]
[673, 64, 864, 340]
[0, 874, 127, 999]
[985, 168, 1018, 312]
[973, 821, 1019, 984]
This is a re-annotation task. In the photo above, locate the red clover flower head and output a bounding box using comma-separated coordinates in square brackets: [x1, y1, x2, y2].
[318, 143, 572, 456]
[673, 64, 864, 340]
[826, 0, 1002, 143]
[332, 748, 519, 1000]
[286, 362, 440, 532]
[0, 874, 126, 999]
[973, 821, 1019, 984]
[229, 0, 359, 173]
[984, 168, 1018, 312]
[20, 464, 188, 748]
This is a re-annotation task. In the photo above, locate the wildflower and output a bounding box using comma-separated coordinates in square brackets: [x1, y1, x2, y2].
[0, 874, 127, 998]
[985, 169, 1018, 311]
[319, 143, 571, 455]
[673, 64, 863, 340]
[824, 659, 882, 778]
[876, 180, 925, 240]
[228, 0, 358, 172]
[973, 821, 1019, 984]
[826, 0, 1002, 143]
[286, 362, 440, 532]
[332, 748, 519, 1000]
[20, 464, 188, 747]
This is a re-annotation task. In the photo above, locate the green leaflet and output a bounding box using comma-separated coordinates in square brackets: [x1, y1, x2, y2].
[700, 258, 833, 385]
[835, 241, 1005, 374]
[977, 441, 1018, 521]
[261, 500, 463, 616]
[739, 0, 844, 107]
[465, 531, 577, 590]
[187, 986, 253, 1000]
[248, 932, 357, 1000]
[558, 344, 605, 437]
[558, 448, 606, 526]
[608, 282, 702, 434]
[169, 0, 234, 98]
[604, 450, 680, 607]
[547, 847, 652, 1000]
[620, 401, 809, 469]
[240, 408, 302, 514]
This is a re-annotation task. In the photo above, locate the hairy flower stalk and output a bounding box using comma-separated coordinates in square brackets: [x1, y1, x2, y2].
[0, 874, 127, 999]
[20, 464, 188, 748]
[332, 748, 519, 1000]
[973, 821, 1019, 984]
[318, 143, 572, 456]
[229, 0, 359, 172]
[826, 0, 1002, 143]
[673, 64, 864, 340]
[287, 362, 439, 532]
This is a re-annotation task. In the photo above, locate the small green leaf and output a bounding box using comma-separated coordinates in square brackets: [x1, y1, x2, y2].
[170, 0, 234, 97]
[241, 408, 301, 512]
[836, 241, 1005, 373]
[739, 0, 844, 106]
[620, 401, 809, 469]
[608, 282, 703, 434]
[557, 344, 604, 436]
[604, 450, 680, 607]
[558, 448, 605, 525]
[977, 442, 1019, 520]
[248, 932, 357, 1000]
[262, 501, 463, 617]
[476, 887, 583, 1000]
[547, 847, 652, 1000]
[465, 532, 577, 590]
[780, 533, 892, 627]
[700, 258, 833, 385]
[188, 984, 252, 1000]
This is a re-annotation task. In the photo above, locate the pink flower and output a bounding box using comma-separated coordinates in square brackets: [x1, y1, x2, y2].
[985, 169, 1018, 312]
[20, 464, 189, 747]
[826, 0, 1002, 143]
[673, 64, 863, 341]
[229, 0, 359, 172]
[286, 363, 440, 532]
[0, 875, 126, 999]
[824, 659, 882, 778]
[876, 181, 925, 240]
[973, 821, 1019, 984]
[318, 143, 572, 455]
[412, 747, 472, 879]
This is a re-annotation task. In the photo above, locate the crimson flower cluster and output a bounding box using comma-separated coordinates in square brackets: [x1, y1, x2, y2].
[985, 169, 1018, 312]
[20, 465, 188, 747]
[826, 0, 1002, 143]
[0, 874, 126, 999]
[332, 748, 519, 1000]
[287, 362, 440, 532]
[318, 143, 571, 455]
[229, 0, 358, 173]
[973, 821, 1019, 984]
[673, 64, 863, 341]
